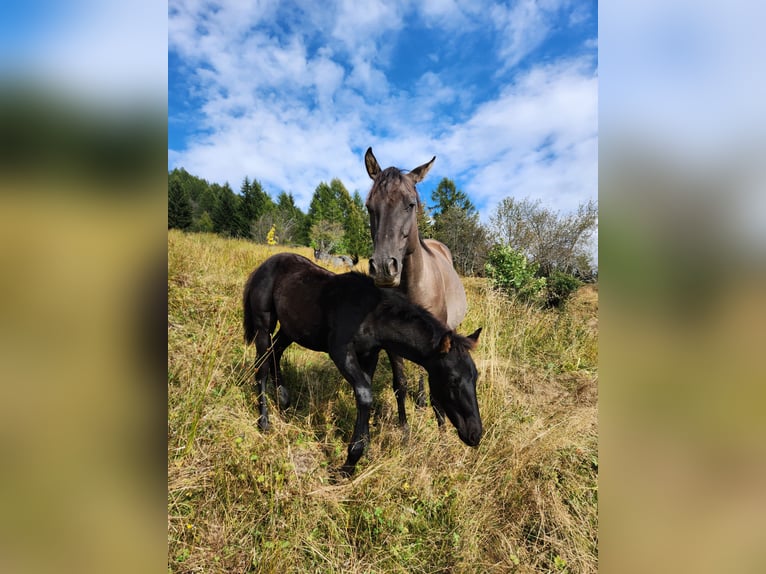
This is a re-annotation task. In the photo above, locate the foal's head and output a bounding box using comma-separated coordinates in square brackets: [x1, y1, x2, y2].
[364, 147, 435, 288]
[426, 327, 483, 447]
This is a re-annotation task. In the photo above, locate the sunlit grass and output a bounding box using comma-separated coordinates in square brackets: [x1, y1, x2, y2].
[168, 229, 598, 573]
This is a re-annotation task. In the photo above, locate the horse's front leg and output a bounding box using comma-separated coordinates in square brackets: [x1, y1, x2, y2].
[333, 349, 375, 477]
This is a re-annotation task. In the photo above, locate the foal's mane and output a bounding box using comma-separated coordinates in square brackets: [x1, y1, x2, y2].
[372, 281, 474, 353]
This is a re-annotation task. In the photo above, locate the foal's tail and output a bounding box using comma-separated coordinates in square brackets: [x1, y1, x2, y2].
[243, 271, 258, 345]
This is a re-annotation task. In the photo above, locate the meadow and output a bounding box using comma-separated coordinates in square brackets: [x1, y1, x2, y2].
[168, 230, 598, 573]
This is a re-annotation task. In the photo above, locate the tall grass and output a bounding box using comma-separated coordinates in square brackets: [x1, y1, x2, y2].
[168, 230, 598, 573]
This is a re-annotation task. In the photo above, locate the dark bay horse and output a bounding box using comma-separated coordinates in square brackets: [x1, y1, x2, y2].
[364, 147, 468, 427]
[243, 253, 482, 476]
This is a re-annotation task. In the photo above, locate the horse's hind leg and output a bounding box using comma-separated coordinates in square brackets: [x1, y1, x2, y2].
[268, 330, 292, 410]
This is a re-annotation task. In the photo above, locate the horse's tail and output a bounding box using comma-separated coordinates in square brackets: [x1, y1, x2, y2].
[243, 271, 257, 345]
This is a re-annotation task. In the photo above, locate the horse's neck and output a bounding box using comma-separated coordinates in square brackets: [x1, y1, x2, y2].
[401, 239, 447, 322]
[403, 237, 467, 329]
[401, 238, 429, 298]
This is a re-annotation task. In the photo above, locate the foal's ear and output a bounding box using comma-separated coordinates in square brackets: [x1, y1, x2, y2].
[438, 332, 452, 354]
[365, 147, 381, 180]
[409, 155, 436, 183]
[466, 327, 482, 349]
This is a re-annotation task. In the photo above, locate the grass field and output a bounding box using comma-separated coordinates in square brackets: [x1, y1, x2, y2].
[168, 230, 598, 573]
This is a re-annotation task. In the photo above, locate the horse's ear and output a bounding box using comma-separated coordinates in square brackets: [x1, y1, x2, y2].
[438, 332, 452, 354]
[365, 147, 381, 180]
[409, 155, 436, 183]
[466, 327, 482, 349]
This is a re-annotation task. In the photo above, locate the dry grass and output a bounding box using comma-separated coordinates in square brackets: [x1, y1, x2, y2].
[168, 230, 598, 573]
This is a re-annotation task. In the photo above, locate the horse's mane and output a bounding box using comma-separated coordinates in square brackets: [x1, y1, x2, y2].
[366, 166, 419, 205]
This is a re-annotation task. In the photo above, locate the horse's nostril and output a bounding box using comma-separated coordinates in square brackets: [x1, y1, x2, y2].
[369, 259, 377, 275]
[387, 257, 399, 276]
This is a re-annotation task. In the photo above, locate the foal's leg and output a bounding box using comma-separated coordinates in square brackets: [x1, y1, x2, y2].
[431, 395, 447, 428]
[268, 330, 291, 410]
[334, 349, 375, 477]
[416, 373, 427, 409]
[253, 330, 273, 431]
[387, 351, 409, 430]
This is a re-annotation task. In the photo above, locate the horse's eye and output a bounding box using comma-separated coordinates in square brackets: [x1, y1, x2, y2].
[406, 202, 415, 212]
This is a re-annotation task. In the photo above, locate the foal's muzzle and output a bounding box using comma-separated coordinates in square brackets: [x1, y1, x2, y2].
[369, 257, 400, 287]
[458, 418, 483, 447]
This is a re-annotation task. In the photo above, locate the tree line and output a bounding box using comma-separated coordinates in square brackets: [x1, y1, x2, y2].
[169, 167, 597, 304]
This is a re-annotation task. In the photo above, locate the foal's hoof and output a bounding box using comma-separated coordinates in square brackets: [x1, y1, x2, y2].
[327, 464, 355, 484]
[333, 464, 355, 481]
[400, 423, 411, 445]
[258, 416, 270, 432]
[277, 386, 290, 409]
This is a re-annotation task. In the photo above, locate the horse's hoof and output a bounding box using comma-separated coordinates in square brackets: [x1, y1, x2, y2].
[415, 393, 427, 409]
[277, 386, 290, 409]
[258, 417, 270, 432]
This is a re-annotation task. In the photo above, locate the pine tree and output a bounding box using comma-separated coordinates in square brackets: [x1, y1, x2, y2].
[417, 202, 434, 239]
[345, 191, 372, 258]
[212, 183, 240, 236]
[306, 178, 353, 252]
[168, 178, 192, 230]
[239, 177, 273, 235]
[274, 191, 308, 245]
[433, 206, 489, 276]
[430, 177, 476, 219]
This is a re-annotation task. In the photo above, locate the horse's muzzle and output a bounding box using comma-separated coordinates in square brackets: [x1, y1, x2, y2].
[369, 257, 401, 287]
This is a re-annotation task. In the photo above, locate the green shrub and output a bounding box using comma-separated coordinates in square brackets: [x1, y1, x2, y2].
[484, 245, 546, 303]
[545, 270, 583, 308]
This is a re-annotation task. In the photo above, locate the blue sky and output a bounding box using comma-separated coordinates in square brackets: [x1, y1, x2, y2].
[168, 0, 598, 221]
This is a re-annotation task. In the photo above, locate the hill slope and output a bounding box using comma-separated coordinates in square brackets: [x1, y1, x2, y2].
[168, 230, 598, 573]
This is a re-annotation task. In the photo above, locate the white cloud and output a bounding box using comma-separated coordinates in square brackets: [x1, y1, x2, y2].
[600, 0, 766, 160]
[436, 59, 598, 216]
[169, 0, 597, 222]
[491, 0, 570, 71]
[5, 0, 167, 105]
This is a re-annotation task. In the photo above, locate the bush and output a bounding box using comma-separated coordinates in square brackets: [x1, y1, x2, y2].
[485, 245, 546, 303]
[192, 210, 214, 233]
[544, 270, 583, 308]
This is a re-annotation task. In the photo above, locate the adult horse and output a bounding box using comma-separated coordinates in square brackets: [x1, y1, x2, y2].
[364, 147, 468, 429]
[243, 253, 482, 477]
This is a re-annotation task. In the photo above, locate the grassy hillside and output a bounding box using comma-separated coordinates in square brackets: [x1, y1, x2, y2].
[168, 230, 598, 573]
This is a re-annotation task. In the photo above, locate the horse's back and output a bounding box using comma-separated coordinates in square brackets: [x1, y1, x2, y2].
[421, 239, 467, 329]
